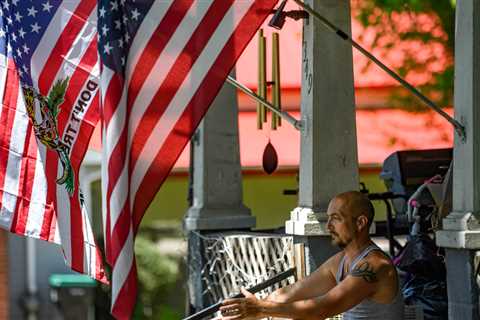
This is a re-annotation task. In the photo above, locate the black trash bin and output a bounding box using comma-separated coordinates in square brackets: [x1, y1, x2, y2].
[49, 274, 96, 320]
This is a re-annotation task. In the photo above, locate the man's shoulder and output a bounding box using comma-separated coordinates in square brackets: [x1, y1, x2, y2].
[363, 250, 394, 271]
[352, 250, 396, 283]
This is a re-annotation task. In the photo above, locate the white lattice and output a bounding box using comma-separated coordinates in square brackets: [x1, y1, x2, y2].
[196, 231, 343, 320]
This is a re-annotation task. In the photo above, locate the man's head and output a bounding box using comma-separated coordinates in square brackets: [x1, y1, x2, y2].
[326, 191, 374, 248]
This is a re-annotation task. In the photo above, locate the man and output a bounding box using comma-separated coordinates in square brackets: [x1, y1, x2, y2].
[220, 191, 404, 320]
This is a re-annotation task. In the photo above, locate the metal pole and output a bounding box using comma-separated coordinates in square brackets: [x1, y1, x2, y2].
[183, 268, 296, 320]
[292, 0, 466, 141]
[226, 76, 302, 131]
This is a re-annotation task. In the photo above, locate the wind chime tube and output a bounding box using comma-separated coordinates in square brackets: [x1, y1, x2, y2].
[257, 29, 264, 129]
[259, 29, 267, 125]
[272, 32, 281, 130]
[257, 30, 264, 129]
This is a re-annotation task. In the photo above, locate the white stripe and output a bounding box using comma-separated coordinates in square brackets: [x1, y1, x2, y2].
[36, 9, 98, 93]
[130, 2, 253, 203]
[55, 167, 72, 264]
[104, 73, 128, 231]
[24, 146, 48, 238]
[31, 0, 82, 88]
[127, 2, 213, 144]
[111, 227, 134, 305]
[61, 10, 99, 83]
[109, 160, 128, 232]
[101, 125, 108, 242]
[0, 56, 8, 104]
[105, 81, 127, 163]
[100, 67, 114, 243]
[81, 199, 97, 278]
[126, 0, 172, 80]
[0, 85, 29, 230]
[53, 218, 60, 243]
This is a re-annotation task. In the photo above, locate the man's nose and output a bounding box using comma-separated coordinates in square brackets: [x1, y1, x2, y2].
[326, 218, 332, 230]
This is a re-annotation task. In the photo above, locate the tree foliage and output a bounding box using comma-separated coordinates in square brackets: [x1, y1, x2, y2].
[352, 0, 456, 110]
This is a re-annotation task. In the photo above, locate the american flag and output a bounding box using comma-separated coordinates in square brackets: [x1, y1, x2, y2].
[98, 0, 278, 318]
[0, 0, 106, 283]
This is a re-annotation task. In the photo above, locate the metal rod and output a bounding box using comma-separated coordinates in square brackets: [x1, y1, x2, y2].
[183, 268, 296, 320]
[258, 29, 267, 127]
[226, 75, 302, 130]
[272, 32, 281, 129]
[292, 0, 466, 141]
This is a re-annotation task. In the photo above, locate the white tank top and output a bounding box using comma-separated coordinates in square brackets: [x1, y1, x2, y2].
[335, 244, 405, 320]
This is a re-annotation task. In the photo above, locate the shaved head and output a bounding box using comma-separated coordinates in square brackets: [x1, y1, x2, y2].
[333, 191, 375, 227]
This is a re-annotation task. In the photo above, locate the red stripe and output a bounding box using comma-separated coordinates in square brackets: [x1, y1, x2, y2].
[67, 93, 100, 274]
[10, 127, 37, 236]
[132, 0, 278, 228]
[109, 203, 130, 265]
[104, 188, 112, 265]
[48, 210, 57, 242]
[102, 75, 124, 265]
[111, 262, 138, 320]
[128, 0, 235, 173]
[126, 0, 193, 113]
[96, 241, 108, 284]
[101, 72, 123, 128]
[0, 61, 21, 231]
[38, 0, 96, 95]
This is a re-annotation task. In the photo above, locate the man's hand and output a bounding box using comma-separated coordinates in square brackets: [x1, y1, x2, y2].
[219, 288, 266, 320]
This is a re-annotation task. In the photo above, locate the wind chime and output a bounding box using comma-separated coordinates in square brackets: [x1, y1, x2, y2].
[257, 29, 282, 174]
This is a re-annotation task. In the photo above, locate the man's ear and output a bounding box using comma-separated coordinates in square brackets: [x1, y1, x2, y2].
[356, 215, 369, 231]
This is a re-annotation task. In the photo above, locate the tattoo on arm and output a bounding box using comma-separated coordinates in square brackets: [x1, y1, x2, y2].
[350, 262, 378, 283]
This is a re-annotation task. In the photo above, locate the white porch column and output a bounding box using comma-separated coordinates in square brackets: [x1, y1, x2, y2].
[436, 1, 480, 318]
[285, 0, 359, 271]
[183, 73, 254, 231]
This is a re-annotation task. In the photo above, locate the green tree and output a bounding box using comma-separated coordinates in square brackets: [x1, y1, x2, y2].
[353, 0, 456, 110]
[134, 235, 181, 320]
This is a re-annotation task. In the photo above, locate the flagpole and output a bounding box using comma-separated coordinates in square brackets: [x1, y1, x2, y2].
[292, 0, 466, 141]
[226, 76, 302, 130]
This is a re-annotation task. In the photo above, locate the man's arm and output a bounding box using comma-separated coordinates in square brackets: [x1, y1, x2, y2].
[220, 258, 385, 320]
[265, 254, 338, 303]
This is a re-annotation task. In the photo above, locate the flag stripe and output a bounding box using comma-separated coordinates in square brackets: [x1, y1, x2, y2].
[111, 227, 135, 312]
[111, 257, 137, 319]
[25, 146, 48, 238]
[9, 122, 35, 236]
[37, 0, 96, 94]
[0, 61, 22, 230]
[125, 0, 193, 113]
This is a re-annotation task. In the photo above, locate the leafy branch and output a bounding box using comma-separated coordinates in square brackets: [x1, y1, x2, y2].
[352, 0, 455, 110]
